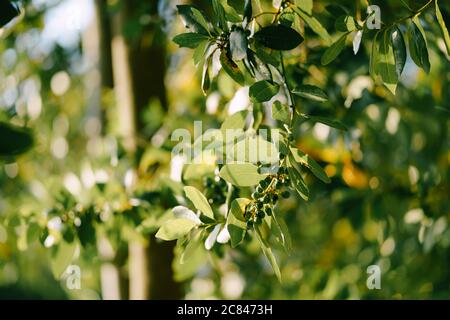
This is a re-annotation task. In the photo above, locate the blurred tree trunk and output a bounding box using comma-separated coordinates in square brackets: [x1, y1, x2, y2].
[110, 0, 181, 299]
[84, 0, 127, 300]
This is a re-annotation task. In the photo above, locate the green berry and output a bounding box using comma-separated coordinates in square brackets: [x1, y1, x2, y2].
[257, 201, 263, 209]
[258, 211, 265, 219]
[265, 208, 272, 216]
[272, 194, 279, 203]
[246, 220, 254, 228]
[282, 190, 290, 199]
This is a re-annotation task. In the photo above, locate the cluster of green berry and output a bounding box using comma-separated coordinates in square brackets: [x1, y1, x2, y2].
[244, 166, 291, 229]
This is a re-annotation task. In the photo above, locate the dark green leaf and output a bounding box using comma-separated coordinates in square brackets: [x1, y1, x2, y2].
[212, 0, 228, 32]
[0, 1, 20, 27]
[0, 122, 33, 157]
[326, 4, 349, 17]
[254, 25, 304, 51]
[391, 26, 407, 77]
[244, 0, 252, 23]
[436, 0, 450, 55]
[173, 33, 209, 48]
[303, 115, 348, 131]
[408, 17, 430, 73]
[292, 84, 328, 102]
[249, 80, 280, 103]
[321, 33, 347, 65]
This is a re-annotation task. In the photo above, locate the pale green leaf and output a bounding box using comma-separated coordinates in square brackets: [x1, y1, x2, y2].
[156, 218, 197, 241]
[219, 163, 265, 187]
[184, 186, 214, 220]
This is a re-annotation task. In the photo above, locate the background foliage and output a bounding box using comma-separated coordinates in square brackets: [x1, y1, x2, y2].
[0, 0, 449, 299]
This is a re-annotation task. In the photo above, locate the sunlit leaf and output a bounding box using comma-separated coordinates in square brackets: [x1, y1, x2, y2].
[219, 163, 265, 187]
[156, 218, 198, 241]
[184, 186, 215, 220]
[290, 147, 330, 183]
[292, 85, 328, 102]
[436, 0, 450, 55]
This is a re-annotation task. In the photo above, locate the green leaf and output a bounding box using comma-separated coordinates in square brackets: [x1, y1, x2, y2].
[180, 230, 203, 264]
[0, 122, 33, 157]
[254, 25, 304, 51]
[391, 26, 407, 77]
[244, 0, 252, 22]
[219, 163, 265, 187]
[303, 114, 348, 131]
[335, 15, 358, 32]
[0, 1, 20, 27]
[173, 33, 209, 48]
[271, 214, 292, 253]
[51, 240, 77, 279]
[255, 46, 280, 67]
[272, 101, 291, 123]
[193, 40, 210, 66]
[177, 5, 210, 35]
[227, 198, 249, 247]
[321, 33, 347, 65]
[229, 28, 248, 61]
[212, 0, 228, 32]
[201, 58, 211, 95]
[288, 161, 309, 201]
[295, 0, 313, 15]
[292, 7, 332, 45]
[184, 186, 215, 220]
[376, 27, 399, 94]
[290, 147, 330, 183]
[326, 4, 348, 18]
[220, 50, 245, 85]
[156, 218, 198, 241]
[255, 227, 281, 281]
[292, 84, 328, 102]
[249, 80, 280, 103]
[436, 0, 450, 55]
[370, 30, 381, 78]
[408, 16, 431, 73]
[221, 110, 248, 130]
